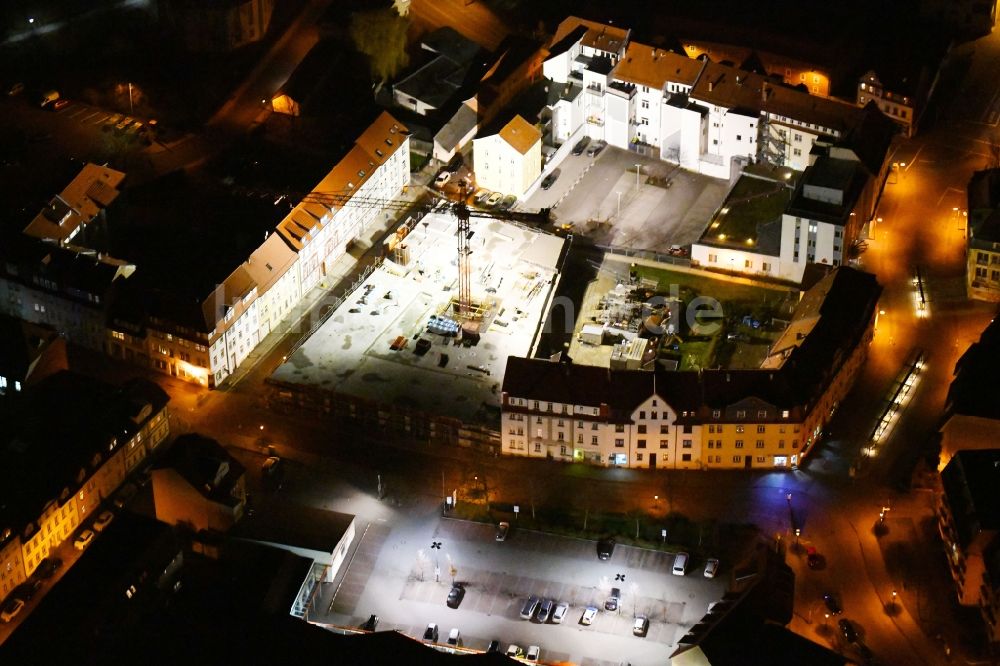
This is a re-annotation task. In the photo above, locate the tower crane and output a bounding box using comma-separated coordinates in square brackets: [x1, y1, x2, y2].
[247, 186, 552, 316]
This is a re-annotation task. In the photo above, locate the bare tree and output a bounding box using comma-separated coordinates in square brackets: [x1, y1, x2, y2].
[349, 8, 410, 87]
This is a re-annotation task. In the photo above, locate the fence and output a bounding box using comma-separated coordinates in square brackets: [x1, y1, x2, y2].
[596, 244, 693, 268]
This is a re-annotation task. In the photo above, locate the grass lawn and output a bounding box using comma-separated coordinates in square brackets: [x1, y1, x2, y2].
[678, 340, 714, 370]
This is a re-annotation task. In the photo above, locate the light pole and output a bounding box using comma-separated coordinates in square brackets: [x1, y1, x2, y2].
[128, 82, 134, 116]
[616, 191, 622, 218]
[634, 164, 642, 190]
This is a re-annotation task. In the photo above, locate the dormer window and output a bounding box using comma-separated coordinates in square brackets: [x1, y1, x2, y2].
[385, 138, 393, 146]
[375, 149, 384, 157]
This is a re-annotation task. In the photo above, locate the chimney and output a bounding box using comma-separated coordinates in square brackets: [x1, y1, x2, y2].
[708, 81, 713, 92]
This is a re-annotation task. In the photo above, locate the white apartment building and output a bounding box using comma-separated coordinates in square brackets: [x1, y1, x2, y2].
[473, 114, 541, 197]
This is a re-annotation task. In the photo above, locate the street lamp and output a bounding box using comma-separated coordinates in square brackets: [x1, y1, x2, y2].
[634, 164, 642, 190]
[616, 191, 622, 217]
[128, 82, 134, 115]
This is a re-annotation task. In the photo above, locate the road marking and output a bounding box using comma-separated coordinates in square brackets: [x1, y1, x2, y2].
[66, 107, 88, 119]
[78, 111, 100, 123]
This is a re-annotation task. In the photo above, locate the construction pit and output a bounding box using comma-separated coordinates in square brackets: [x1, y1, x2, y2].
[270, 211, 566, 424]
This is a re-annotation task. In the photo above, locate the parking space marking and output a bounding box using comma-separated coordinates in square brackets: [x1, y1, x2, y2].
[78, 110, 101, 123]
[66, 107, 89, 119]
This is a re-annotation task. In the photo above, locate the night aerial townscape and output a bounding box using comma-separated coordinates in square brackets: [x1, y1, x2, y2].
[3, 0, 1000, 664]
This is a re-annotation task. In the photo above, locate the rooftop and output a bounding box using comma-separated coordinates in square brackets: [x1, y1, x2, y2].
[550, 16, 629, 56]
[700, 173, 793, 250]
[155, 434, 246, 507]
[785, 157, 869, 227]
[22, 163, 125, 243]
[0, 314, 63, 389]
[0, 371, 168, 534]
[947, 317, 1000, 421]
[232, 503, 355, 555]
[498, 114, 541, 154]
[613, 41, 704, 89]
[941, 449, 1000, 550]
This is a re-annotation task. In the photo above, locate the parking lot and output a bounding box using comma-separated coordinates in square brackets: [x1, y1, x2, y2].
[522, 144, 729, 254]
[311, 514, 726, 665]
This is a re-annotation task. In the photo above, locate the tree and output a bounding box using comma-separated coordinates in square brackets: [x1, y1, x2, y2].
[349, 7, 410, 86]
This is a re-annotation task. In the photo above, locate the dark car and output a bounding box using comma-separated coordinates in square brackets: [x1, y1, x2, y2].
[447, 584, 465, 609]
[486, 640, 501, 653]
[806, 547, 821, 569]
[360, 614, 379, 631]
[498, 194, 517, 212]
[839, 618, 858, 643]
[571, 136, 591, 155]
[423, 623, 439, 642]
[605, 587, 620, 612]
[36, 557, 62, 579]
[540, 169, 561, 190]
[597, 537, 615, 560]
[14, 579, 43, 601]
[823, 593, 842, 615]
[586, 140, 606, 157]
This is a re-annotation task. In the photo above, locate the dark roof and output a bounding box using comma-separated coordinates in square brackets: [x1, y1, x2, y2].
[972, 209, 1000, 244]
[836, 101, 898, 177]
[434, 103, 478, 152]
[947, 316, 1000, 420]
[421, 26, 483, 62]
[785, 157, 869, 227]
[969, 169, 1000, 212]
[279, 38, 345, 108]
[940, 449, 1000, 550]
[0, 371, 169, 533]
[546, 25, 588, 58]
[505, 267, 881, 417]
[232, 502, 355, 554]
[0, 314, 61, 387]
[156, 433, 246, 507]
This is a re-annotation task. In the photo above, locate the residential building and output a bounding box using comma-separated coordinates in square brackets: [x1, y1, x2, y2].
[0, 234, 135, 352]
[473, 114, 542, 197]
[0, 314, 67, 398]
[160, 0, 275, 53]
[940, 317, 1000, 470]
[501, 267, 880, 470]
[541, 16, 630, 145]
[22, 163, 125, 245]
[472, 35, 546, 128]
[152, 434, 247, 533]
[0, 371, 169, 601]
[391, 27, 485, 116]
[680, 39, 832, 97]
[966, 169, 1000, 301]
[938, 449, 1000, 644]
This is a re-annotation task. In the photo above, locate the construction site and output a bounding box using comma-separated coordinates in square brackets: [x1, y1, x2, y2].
[269, 207, 566, 429]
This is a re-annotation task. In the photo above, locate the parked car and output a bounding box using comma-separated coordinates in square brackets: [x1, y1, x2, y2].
[633, 615, 649, 637]
[39, 90, 59, 107]
[262, 456, 284, 489]
[586, 140, 607, 157]
[1, 598, 25, 623]
[807, 546, 822, 569]
[113, 483, 138, 510]
[520, 595, 540, 620]
[605, 587, 620, 612]
[116, 116, 134, 130]
[540, 169, 561, 190]
[526, 645, 541, 662]
[36, 557, 62, 579]
[495, 521, 509, 542]
[823, 592, 842, 615]
[672, 552, 689, 576]
[14, 579, 43, 601]
[486, 640, 501, 653]
[597, 537, 615, 560]
[571, 136, 591, 155]
[537, 598, 554, 623]
[93, 510, 115, 532]
[360, 614, 378, 631]
[447, 584, 465, 608]
[839, 618, 858, 643]
[498, 194, 517, 212]
[552, 602, 568, 624]
[447, 628, 461, 646]
[7, 82, 24, 96]
[423, 623, 439, 642]
[434, 171, 451, 188]
[51, 99, 70, 111]
[580, 606, 598, 625]
[485, 191, 503, 208]
[73, 529, 95, 550]
[704, 558, 719, 578]
[473, 189, 491, 205]
[505, 645, 523, 658]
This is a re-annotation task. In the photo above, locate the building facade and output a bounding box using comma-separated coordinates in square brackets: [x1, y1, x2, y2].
[501, 267, 880, 469]
[473, 114, 542, 197]
[0, 372, 169, 601]
[966, 169, 1000, 301]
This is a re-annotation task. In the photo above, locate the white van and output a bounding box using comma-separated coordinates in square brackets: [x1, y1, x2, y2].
[672, 552, 689, 576]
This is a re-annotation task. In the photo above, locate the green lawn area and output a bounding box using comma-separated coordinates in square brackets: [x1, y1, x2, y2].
[679, 340, 714, 370]
[707, 175, 791, 244]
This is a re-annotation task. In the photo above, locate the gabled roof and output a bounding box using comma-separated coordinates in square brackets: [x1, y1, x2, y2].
[23, 163, 125, 243]
[947, 316, 1000, 420]
[244, 232, 298, 295]
[434, 103, 478, 153]
[613, 41, 704, 90]
[691, 62, 864, 135]
[497, 115, 540, 155]
[156, 433, 245, 507]
[420, 26, 482, 62]
[0, 314, 62, 388]
[835, 101, 898, 177]
[550, 16, 629, 55]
